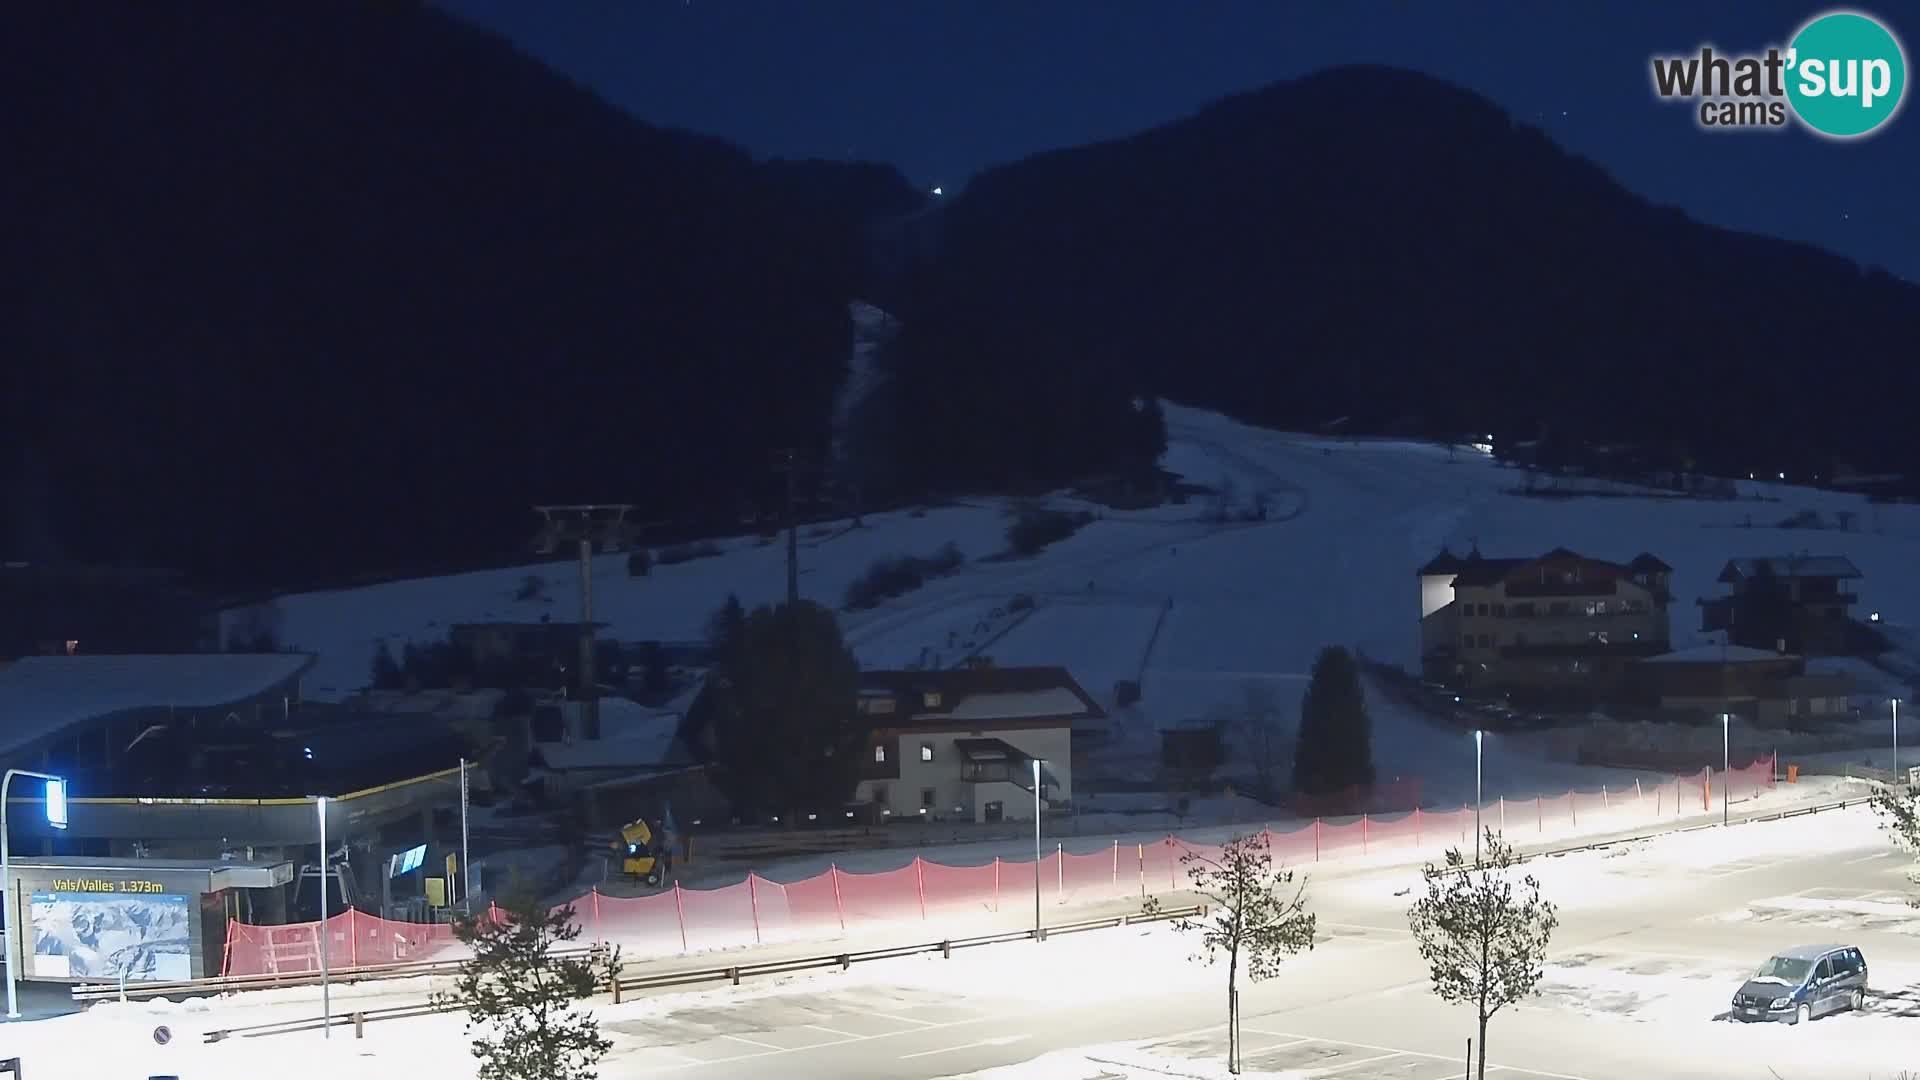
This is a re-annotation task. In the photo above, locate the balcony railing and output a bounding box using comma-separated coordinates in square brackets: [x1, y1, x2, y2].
[961, 763, 1021, 784]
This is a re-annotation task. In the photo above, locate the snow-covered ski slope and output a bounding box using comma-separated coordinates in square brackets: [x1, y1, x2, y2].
[243, 402, 1920, 734]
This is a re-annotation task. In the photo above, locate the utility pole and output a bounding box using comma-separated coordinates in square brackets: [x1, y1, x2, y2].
[771, 451, 819, 606]
[533, 505, 635, 741]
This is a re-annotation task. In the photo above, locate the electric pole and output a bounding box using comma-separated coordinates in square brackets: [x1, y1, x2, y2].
[532, 504, 635, 740]
[771, 451, 820, 606]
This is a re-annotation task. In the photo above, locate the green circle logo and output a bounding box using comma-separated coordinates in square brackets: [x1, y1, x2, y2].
[1786, 11, 1907, 138]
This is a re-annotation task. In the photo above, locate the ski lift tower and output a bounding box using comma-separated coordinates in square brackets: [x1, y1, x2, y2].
[532, 504, 637, 741]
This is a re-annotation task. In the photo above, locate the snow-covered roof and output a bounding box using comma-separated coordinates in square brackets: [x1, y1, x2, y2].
[534, 698, 686, 771]
[1640, 645, 1791, 664]
[1719, 555, 1863, 582]
[0, 653, 315, 759]
[945, 688, 1087, 722]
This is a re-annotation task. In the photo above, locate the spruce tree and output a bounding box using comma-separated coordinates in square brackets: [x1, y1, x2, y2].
[1292, 645, 1375, 796]
[436, 892, 620, 1080]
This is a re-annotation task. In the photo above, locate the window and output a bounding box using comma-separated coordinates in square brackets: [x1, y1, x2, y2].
[922, 691, 942, 708]
[874, 745, 887, 763]
[1549, 602, 1569, 615]
[1493, 604, 1506, 617]
[919, 743, 934, 762]
[867, 698, 895, 715]
[1479, 603, 1491, 616]
[1586, 600, 1607, 616]
[921, 787, 936, 808]
[1512, 602, 1535, 616]
[1479, 634, 1493, 648]
[1463, 635, 1475, 650]
[1816, 957, 1834, 982]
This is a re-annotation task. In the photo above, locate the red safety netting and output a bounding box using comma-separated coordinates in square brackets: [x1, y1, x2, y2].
[222, 753, 1790, 974]
[223, 909, 460, 977]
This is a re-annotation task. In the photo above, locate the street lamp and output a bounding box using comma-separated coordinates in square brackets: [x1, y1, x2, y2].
[1893, 699, 1901, 783]
[1473, 731, 1484, 866]
[2, 769, 67, 1019]
[1032, 757, 1043, 943]
[1728, 714, 1743, 822]
[314, 795, 332, 1037]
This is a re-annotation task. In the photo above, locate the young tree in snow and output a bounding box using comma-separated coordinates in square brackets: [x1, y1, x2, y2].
[437, 891, 620, 1080]
[1293, 645, 1374, 797]
[1225, 681, 1291, 803]
[1145, 831, 1317, 1075]
[1872, 783, 1920, 906]
[1407, 831, 1558, 1080]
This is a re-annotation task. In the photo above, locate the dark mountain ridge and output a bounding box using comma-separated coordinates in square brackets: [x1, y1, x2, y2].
[877, 63, 1920, 489]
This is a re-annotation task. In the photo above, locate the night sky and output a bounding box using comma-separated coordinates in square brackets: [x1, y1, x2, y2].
[442, 1, 1918, 282]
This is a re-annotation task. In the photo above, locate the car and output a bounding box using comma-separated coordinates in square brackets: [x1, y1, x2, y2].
[1730, 944, 1868, 1024]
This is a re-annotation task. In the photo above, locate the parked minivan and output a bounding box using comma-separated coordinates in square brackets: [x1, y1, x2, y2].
[1730, 944, 1868, 1024]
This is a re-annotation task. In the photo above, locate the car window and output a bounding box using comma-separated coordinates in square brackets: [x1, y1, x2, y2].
[1816, 958, 1834, 981]
[1755, 956, 1812, 983]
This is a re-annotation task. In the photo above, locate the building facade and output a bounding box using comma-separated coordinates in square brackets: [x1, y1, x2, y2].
[1631, 644, 1857, 728]
[1698, 555, 1863, 656]
[852, 664, 1096, 823]
[1418, 546, 1673, 699]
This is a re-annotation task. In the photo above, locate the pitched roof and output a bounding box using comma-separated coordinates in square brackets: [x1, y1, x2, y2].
[858, 665, 1105, 725]
[0, 653, 316, 760]
[1418, 549, 1466, 575]
[1629, 553, 1672, 572]
[1718, 556, 1863, 583]
[1449, 558, 1531, 587]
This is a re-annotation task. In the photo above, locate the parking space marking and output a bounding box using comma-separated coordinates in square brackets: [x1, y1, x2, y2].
[1844, 851, 1894, 865]
[718, 1033, 784, 1051]
[1243, 1029, 1600, 1080]
[805, 1023, 860, 1038]
[1303, 1050, 1404, 1075]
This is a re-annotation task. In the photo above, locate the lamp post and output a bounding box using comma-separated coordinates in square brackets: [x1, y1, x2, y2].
[1728, 714, 1743, 822]
[2, 770, 67, 1019]
[1032, 757, 1043, 943]
[315, 795, 332, 1037]
[1473, 731, 1484, 866]
[458, 758, 472, 914]
[1893, 699, 1901, 784]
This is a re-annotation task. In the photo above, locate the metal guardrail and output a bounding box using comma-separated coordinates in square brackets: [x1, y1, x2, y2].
[199, 904, 1207, 1043]
[1523, 794, 1874, 861]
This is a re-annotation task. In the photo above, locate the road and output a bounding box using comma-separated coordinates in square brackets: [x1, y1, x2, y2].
[593, 806, 1920, 1079]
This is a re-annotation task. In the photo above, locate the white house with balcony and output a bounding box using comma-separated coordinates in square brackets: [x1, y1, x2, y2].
[852, 662, 1097, 824]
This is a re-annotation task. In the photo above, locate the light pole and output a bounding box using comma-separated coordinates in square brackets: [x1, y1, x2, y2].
[1473, 731, 1483, 866]
[1032, 757, 1043, 943]
[3, 769, 67, 1019]
[315, 795, 332, 1037]
[1728, 714, 1743, 822]
[458, 758, 473, 914]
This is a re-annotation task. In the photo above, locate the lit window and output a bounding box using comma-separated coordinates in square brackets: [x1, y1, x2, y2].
[874, 745, 887, 763]
[920, 744, 933, 762]
[923, 691, 942, 708]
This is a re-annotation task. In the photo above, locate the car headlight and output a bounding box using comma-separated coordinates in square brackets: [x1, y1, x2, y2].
[1771, 997, 1791, 1009]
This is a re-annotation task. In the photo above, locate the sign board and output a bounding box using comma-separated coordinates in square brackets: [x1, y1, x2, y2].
[424, 877, 447, 908]
[29, 892, 192, 981]
[388, 844, 427, 879]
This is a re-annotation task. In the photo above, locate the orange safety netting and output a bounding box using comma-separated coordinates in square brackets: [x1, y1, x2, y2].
[222, 753, 1783, 975]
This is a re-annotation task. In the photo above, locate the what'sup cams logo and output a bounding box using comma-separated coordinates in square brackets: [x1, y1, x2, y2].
[1651, 9, 1907, 138]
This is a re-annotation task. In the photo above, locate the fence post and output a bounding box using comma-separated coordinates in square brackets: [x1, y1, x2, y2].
[591, 887, 602, 943]
[1414, 808, 1422, 847]
[1137, 844, 1144, 898]
[1361, 815, 1369, 854]
[993, 857, 1001, 912]
[1498, 796, 1505, 835]
[1635, 778, 1643, 808]
[1570, 791, 1577, 827]
[1603, 785, 1609, 809]
[830, 864, 846, 932]
[672, 882, 688, 953]
[1112, 840, 1119, 891]
[1314, 818, 1321, 861]
[915, 857, 927, 921]
[748, 874, 762, 945]
[1702, 767, 1710, 812]
[221, 918, 236, 977]
[1056, 842, 1064, 905]
[1536, 794, 1542, 833]
[1168, 839, 1177, 890]
[348, 908, 358, 969]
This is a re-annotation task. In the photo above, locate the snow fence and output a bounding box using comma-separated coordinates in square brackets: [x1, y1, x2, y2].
[222, 753, 1778, 977]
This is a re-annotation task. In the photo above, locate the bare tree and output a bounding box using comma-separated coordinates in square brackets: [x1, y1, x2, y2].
[1230, 681, 1291, 803]
[1407, 831, 1558, 1080]
[1146, 831, 1316, 1074]
[1873, 784, 1920, 906]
